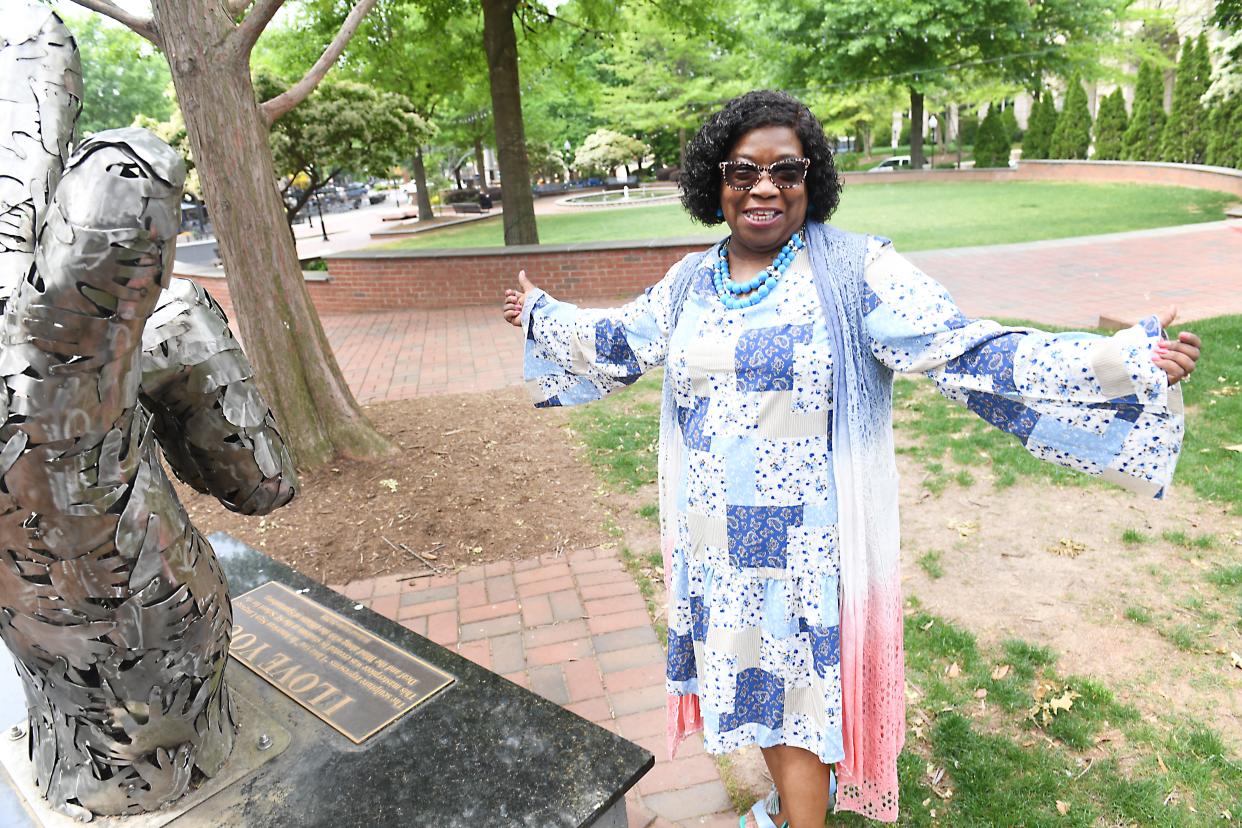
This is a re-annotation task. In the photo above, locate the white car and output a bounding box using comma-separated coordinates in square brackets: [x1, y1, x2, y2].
[865, 155, 930, 173]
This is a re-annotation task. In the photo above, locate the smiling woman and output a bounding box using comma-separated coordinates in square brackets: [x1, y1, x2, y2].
[501, 90, 1199, 827]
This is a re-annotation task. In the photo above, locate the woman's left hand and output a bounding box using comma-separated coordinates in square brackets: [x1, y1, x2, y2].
[1152, 306, 1201, 387]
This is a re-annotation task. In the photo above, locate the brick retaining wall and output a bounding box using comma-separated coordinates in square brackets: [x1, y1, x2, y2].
[181, 161, 1239, 317]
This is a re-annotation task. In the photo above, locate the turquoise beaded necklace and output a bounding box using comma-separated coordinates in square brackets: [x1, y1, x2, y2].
[711, 229, 806, 310]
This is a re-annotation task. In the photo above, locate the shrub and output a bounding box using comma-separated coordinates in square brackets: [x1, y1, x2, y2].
[1093, 88, 1129, 160]
[1049, 76, 1092, 159]
[1022, 94, 1057, 160]
[973, 105, 1012, 168]
[442, 188, 479, 205]
[1123, 61, 1167, 161]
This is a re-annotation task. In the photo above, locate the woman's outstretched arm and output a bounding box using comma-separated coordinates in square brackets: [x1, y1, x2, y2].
[862, 238, 1196, 498]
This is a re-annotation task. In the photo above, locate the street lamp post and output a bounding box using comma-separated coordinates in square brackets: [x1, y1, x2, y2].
[928, 114, 938, 169]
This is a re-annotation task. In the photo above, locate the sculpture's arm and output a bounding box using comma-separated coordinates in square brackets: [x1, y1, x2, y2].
[139, 277, 297, 515]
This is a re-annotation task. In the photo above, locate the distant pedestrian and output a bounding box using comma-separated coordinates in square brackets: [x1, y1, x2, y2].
[478, 191, 493, 212]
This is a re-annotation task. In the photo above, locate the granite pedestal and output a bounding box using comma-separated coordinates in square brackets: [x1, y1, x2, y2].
[0, 534, 653, 826]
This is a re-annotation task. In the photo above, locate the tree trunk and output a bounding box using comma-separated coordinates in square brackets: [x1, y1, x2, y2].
[909, 87, 925, 170]
[679, 126, 687, 168]
[150, 0, 391, 468]
[412, 146, 434, 221]
[473, 135, 487, 187]
[481, 0, 538, 245]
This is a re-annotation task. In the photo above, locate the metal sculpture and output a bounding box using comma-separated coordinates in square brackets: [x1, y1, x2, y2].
[0, 3, 297, 818]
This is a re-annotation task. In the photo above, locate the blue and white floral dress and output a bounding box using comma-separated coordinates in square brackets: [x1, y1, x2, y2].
[520, 236, 1181, 765]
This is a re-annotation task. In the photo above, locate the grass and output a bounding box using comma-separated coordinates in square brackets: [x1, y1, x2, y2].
[1122, 528, 1150, 545]
[567, 373, 662, 492]
[377, 181, 1233, 252]
[916, 549, 945, 579]
[828, 608, 1242, 827]
[1168, 316, 1242, 514]
[1125, 605, 1154, 624]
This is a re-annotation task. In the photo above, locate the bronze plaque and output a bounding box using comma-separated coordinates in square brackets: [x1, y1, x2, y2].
[229, 582, 454, 744]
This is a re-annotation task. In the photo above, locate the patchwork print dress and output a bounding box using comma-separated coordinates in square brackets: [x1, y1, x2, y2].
[521, 236, 1182, 765]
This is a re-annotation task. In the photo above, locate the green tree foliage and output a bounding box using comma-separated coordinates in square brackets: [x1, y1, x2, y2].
[596, 7, 744, 168]
[1092, 87, 1128, 160]
[1049, 76, 1092, 159]
[1122, 60, 1166, 160]
[1159, 37, 1210, 163]
[756, 0, 1121, 171]
[64, 12, 172, 135]
[1022, 94, 1058, 159]
[972, 105, 1012, 167]
[255, 73, 433, 224]
[573, 129, 646, 175]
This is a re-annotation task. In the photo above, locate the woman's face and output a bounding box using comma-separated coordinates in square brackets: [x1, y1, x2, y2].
[719, 125, 809, 260]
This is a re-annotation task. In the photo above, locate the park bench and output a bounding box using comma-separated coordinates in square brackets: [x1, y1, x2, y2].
[451, 202, 483, 214]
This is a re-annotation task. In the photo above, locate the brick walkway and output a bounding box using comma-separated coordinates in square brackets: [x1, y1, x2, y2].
[323, 220, 1242, 404]
[332, 549, 736, 828]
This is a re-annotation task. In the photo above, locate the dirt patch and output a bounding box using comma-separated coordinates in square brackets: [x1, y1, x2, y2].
[178, 387, 612, 585]
[898, 461, 1242, 749]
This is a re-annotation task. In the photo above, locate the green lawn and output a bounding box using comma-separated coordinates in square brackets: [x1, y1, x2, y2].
[379, 181, 1234, 253]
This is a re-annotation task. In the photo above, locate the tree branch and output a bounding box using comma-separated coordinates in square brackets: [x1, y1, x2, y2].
[259, 0, 378, 127]
[69, 0, 157, 44]
[228, 0, 254, 15]
[230, 0, 285, 57]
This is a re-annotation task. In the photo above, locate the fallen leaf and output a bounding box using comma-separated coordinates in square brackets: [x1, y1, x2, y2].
[921, 619, 935, 631]
[1225, 445, 1242, 454]
[947, 662, 961, 679]
[1048, 538, 1087, 558]
[974, 688, 988, 699]
[948, 520, 979, 537]
[1056, 800, 1070, 816]
[1156, 754, 1170, 773]
[991, 664, 1011, 681]
[1231, 652, 1242, 670]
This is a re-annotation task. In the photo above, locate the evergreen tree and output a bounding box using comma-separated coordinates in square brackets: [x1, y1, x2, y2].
[1023, 94, 1057, 159]
[1050, 76, 1092, 158]
[973, 105, 1011, 167]
[1159, 38, 1210, 163]
[1123, 61, 1167, 160]
[1093, 88, 1129, 159]
[1000, 107, 1020, 143]
[1205, 94, 1242, 168]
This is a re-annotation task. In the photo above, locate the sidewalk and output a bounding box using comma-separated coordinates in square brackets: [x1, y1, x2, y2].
[333, 549, 736, 827]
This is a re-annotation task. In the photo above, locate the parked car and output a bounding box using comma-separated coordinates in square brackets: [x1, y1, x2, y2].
[865, 155, 930, 173]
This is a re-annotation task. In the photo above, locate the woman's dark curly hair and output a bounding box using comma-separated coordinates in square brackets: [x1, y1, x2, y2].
[680, 90, 842, 226]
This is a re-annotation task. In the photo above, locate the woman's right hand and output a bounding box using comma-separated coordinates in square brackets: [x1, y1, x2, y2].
[503, 269, 537, 327]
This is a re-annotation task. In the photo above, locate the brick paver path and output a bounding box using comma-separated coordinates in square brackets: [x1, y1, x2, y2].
[332, 549, 737, 828]
[324, 220, 1242, 404]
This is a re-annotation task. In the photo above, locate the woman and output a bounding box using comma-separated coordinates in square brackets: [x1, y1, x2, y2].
[502, 91, 1200, 826]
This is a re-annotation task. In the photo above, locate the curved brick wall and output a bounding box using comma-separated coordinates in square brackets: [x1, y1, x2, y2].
[184, 161, 1237, 316]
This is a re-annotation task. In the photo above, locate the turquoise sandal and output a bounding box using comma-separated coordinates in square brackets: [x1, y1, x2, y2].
[740, 772, 835, 827]
[740, 786, 786, 828]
